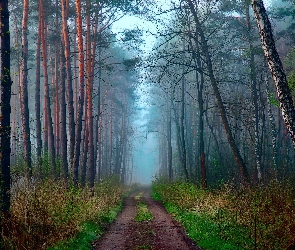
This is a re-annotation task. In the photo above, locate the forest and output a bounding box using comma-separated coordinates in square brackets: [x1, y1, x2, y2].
[1, 0, 295, 249]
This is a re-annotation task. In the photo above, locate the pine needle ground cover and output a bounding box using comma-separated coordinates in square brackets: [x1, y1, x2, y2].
[2, 177, 124, 249]
[151, 180, 295, 250]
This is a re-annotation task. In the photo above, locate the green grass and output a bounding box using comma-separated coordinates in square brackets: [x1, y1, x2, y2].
[162, 201, 250, 250]
[151, 181, 253, 250]
[135, 202, 153, 222]
[48, 202, 122, 250]
[137, 245, 152, 249]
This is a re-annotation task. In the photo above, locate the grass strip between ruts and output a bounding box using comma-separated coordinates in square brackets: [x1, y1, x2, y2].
[134, 202, 153, 222]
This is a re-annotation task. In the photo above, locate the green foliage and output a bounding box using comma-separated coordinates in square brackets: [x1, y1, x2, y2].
[152, 179, 295, 250]
[268, 92, 280, 107]
[11, 151, 63, 179]
[135, 202, 153, 222]
[152, 179, 206, 209]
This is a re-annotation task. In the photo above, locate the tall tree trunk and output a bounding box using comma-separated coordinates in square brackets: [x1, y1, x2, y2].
[251, 0, 295, 148]
[95, 47, 102, 182]
[186, 0, 250, 185]
[86, 0, 95, 188]
[265, 71, 278, 177]
[109, 100, 113, 175]
[35, 8, 42, 172]
[180, 76, 189, 180]
[40, 0, 56, 175]
[20, 0, 32, 178]
[197, 66, 206, 188]
[167, 98, 173, 181]
[54, 42, 60, 157]
[11, 18, 20, 167]
[0, 0, 12, 214]
[246, 2, 262, 182]
[60, 42, 68, 182]
[72, 0, 85, 184]
[191, 31, 207, 188]
[81, 106, 89, 186]
[61, 0, 75, 167]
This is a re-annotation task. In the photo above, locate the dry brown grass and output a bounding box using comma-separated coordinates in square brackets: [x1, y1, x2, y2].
[228, 181, 295, 249]
[153, 179, 295, 249]
[2, 177, 123, 250]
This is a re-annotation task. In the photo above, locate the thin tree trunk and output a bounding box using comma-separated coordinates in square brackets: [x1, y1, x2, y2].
[109, 99, 113, 175]
[86, 0, 95, 188]
[197, 67, 206, 188]
[246, 2, 262, 182]
[35, 9, 42, 173]
[40, 0, 56, 175]
[20, 0, 32, 178]
[72, 0, 85, 184]
[192, 31, 207, 188]
[167, 98, 173, 181]
[265, 71, 278, 177]
[60, 41, 68, 182]
[186, 0, 250, 185]
[180, 76, 189, 180]
[61, 0, 75, 167]
[54, 42, 60, 157]
[95, 50, 102, 182]
[252, 0, 295, 148]
[81, 106, 89, 186]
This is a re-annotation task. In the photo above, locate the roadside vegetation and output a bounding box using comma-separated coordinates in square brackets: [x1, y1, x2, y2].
[2, 175, 124, 250]
[152, 179, 295, 250]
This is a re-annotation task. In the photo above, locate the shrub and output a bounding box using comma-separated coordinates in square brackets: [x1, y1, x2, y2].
[2, 177, 123, 249]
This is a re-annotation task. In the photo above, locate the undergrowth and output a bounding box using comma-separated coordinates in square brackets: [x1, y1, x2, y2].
[151, 179, 295, 250]
[48, 202, 122, 250]
[2, 177, 124, 249]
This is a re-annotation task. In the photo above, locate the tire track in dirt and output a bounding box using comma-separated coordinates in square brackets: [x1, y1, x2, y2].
[92, 188, 201, 250]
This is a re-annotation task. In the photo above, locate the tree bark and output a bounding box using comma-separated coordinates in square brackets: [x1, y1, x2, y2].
[265, 71, 278, 177]
[246, 2, 262, 182]
[61, 0, 75, 166]
[167, 98, 173, 181]
[95, 45, 102, 182]
[35, 5, 42, 174]
[81, 106, 89, 186]
[20, 0, 32, 178]
[40, 0, 56, 175]
[72, 0, 85, 184]
[54, 42, 60, 157]
[0, 0, 12, 214]
[197, 64, 206, 188]
[251, 0, 295, 148]
[60, 41, 68, 182]
[86, 0, 95, 188]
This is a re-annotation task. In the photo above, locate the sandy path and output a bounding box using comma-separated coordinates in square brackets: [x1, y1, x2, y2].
[92, 189, 201, 250]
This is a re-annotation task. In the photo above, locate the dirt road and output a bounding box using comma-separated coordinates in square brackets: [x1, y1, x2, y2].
[92, 189, 201, 250]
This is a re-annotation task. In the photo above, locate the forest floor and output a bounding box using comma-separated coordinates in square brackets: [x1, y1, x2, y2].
[91, 188, 201, 250]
